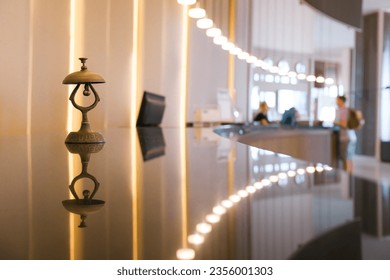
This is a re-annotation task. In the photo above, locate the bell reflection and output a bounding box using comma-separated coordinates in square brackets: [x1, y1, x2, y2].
[62, 143, 105, 228]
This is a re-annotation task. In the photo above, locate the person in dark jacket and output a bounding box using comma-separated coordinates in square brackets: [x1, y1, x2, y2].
[254, 101, 270, 125]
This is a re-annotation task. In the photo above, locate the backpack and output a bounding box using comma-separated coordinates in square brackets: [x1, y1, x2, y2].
[347, 108, 364, 129]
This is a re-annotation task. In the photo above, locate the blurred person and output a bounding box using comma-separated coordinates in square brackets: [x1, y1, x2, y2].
[334, 95, 357, 173]
[254, 101, 270, 125]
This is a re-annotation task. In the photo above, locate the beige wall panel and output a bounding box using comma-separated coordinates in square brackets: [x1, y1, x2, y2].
[0, 1, 31, 135]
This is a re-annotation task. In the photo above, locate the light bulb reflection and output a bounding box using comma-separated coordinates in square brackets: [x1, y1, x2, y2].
[269, 175, 279, 183]
[261, 178, 271, 186]
[176, 248, 195, 260]
[188, 234, 205, 245]
[254, 182, 264, 190]
[196, 222, 212, 234]
[229, 194, 241, 203]
[206, 214, 221, 224]
[221, 199, 234, 208]
[246, 185, 256, 193]
[237, 190, 249, 198]
[213, 205, 227, 215]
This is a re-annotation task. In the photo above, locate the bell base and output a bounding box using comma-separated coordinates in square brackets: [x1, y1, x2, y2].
[65, 131, 105, 144]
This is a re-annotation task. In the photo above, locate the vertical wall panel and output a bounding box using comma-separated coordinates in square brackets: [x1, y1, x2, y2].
[30, 0, 71, 134]
[0, 0, 31, 135]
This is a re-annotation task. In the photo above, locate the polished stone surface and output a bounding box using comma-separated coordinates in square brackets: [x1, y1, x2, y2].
[0, 127, 385, 259]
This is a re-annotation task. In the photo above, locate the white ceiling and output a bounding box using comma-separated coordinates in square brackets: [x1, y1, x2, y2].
[363, 0, 390, 14]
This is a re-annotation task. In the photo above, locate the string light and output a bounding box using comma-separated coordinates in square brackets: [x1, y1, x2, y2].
[180, 0, 335, 86]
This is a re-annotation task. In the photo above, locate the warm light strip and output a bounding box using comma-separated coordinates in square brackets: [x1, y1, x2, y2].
[68, 0, 76, 260]
[180, 5, 190, 127]
[131, 0, 141, 260]
[180, 3, 190, 249]
[26, 0, 34, 259]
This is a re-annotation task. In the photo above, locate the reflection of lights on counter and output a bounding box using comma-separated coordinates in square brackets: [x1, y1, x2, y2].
[246, 185, 256, 193]
[221, 199, 234, 208]
[229, 194, 241, 203]
[176, 159, 335, 259]
[278, 172, 287, 179]
[237, 190, 249, 198]
[213, 205, 227, 215]
[188, 234, 205, 245]
[254, 182, 264, 190]
[206, 214, 221, 224]
[261, 178, 271, 187]
[196, 223, 212, 234]
[176, 248, 195, 260]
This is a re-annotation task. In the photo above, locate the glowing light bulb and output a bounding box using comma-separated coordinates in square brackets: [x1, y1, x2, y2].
[306, 166, 316, 173]
[229, 47, 241, 55]
[297, 168, 306, 175]
[287, 170, 296, 177]
[316, 165, 324, 172]
[316, 76, 325, 83]
[325, 77, 334, 85]
[196, 18, 213, 29]
[246, 56, 257, 64]
[222, 42, 235, 51]
[306, 75, 316, 82]
[207, 27, 222, 38]
[213, 35, 227, 45]
[188, 7, 206, 18]
[238, 52, 249, 60]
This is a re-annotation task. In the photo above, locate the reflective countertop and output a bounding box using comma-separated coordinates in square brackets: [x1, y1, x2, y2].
[0, 127, 385, 260]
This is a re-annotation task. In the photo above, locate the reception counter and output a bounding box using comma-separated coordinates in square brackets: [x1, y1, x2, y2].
[0, 126, 383, 260]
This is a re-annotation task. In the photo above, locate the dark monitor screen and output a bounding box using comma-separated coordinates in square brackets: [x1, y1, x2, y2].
[137, 127, 165, 161]
[137, 91, 166, 126]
